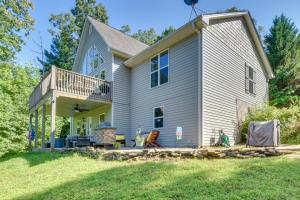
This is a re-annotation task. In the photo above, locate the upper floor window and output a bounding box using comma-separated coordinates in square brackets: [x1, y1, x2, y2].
[150, 50, 169, 88]
[83, 45, 104, 75]
[245, 64, 256, 95]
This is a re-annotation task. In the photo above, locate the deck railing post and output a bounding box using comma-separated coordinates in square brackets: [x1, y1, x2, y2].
[34, 109, 39, 148]
[41, 104, 46, 148]
[29, 114, 33, 149]
[50, 65, 56, 90]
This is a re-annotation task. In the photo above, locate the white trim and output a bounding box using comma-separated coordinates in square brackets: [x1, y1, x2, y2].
[149, 49, 170, 88]
[70, 115, 74, 135]
[153, 106, 164, 129]
[245, 64, 256, 96]
[111, 54, 114, 127]
[197, 29, 204, 147]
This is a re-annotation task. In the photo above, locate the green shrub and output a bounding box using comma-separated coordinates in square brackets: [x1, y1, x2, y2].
[241, 105, 300, 144]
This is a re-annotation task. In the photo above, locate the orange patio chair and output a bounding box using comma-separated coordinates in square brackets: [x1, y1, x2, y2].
[144, 130, 161, 148]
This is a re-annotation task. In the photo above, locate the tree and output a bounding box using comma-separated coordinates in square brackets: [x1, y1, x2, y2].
[0, 0, 34, 61]
[132, 28, 158, 45]
[156, 26, 176, 41]
[71, 0, 108, 37]
[132, 26, 177, 45]
[264, 14, 300, 106]
[120, 25, 131, 34]
[226, 7, 242, 12]
[41, 0, 108, 71]
[265, 14, 299, 70]
[0, 63, 40, 156]
[39, 14, 77, 72]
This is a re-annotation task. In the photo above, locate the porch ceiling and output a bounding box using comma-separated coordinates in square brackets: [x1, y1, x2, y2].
[45, 96, 110, 117]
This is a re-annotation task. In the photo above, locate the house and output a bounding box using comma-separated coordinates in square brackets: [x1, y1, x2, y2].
[29, 11, 274, 149]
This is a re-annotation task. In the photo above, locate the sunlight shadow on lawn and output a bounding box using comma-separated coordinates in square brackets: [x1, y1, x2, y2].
[15, 157, 300, 200]
[0, 151, 74, 167]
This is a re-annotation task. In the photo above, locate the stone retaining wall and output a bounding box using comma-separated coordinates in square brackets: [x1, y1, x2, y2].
[68, 146, 300, 161]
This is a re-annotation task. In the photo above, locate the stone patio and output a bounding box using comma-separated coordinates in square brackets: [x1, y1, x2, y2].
[35, 145, 300, 161]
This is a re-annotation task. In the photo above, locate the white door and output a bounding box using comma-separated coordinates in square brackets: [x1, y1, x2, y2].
[86, 117, 92, 135]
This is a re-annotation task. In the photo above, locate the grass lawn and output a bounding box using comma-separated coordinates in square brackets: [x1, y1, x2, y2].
[1, 152, 300, 200]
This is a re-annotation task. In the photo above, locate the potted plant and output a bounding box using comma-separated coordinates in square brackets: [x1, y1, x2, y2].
[55, 119, 70, 148]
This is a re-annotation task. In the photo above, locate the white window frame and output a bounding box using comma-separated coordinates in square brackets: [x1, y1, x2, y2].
[83, 45, 104, 75]
[153, 106, 164, 129]
[245, 64, 256, 96]
[150, 49, 169, 88]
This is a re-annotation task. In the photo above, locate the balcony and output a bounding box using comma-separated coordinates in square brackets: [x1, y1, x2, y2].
[29, 66, 112, 111]
[28, 66, 113, 149]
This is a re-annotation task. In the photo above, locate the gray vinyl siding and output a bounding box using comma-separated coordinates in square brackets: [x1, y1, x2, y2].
[202, 17, 269, 146]
[130, 35, 199, 147]
[73, 24, 112, 81]
[112, 55, 131, 138]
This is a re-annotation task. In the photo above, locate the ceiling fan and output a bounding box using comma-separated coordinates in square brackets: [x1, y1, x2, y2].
[74, 104, 89, 113]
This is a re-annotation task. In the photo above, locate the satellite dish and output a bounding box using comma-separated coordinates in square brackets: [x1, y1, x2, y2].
[184, 0, 199, 19]
[184, 0, 198, 6]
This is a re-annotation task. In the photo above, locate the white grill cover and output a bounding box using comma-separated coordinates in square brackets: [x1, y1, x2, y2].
[247, 120, 280, 147]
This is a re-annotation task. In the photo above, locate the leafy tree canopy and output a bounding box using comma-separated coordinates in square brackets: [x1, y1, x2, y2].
[265, 14, 300, 70]
[132, 28, 158, 45]
[132, 26, 177, 45]
[264, 14, 300, 106]
[120, 25, 131, 34]
[0, 63, 40, 155]
[156, 26, 177, 42]
[0, 0, 34, 61]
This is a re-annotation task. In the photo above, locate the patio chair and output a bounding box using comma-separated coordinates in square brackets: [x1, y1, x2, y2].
[144, 130, 161, 148]
[116, 134, 126, 146]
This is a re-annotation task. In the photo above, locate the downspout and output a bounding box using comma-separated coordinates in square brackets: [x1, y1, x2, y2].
[191, 20, 204, 148]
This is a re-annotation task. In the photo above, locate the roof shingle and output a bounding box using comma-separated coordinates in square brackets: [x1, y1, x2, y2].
[88, 16, 148, 57]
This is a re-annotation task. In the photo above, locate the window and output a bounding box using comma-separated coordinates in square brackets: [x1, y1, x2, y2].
[82, 45, 104, 75]
[99, 113, 105, 123]
[154, 107, 164, 128]
[245, 64, 256, 95]
[151, 50, 169, 88]
[100, 70, 106, 80]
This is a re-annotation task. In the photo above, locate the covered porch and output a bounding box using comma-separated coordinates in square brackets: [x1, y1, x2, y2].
[28, 66, 112, 149]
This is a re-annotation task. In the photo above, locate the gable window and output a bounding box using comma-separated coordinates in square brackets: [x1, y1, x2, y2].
[154, 107, 164, 128]
[245, 64, 256, 95]
[151, 50, 169, 88]
[100, 70, 106, 80]
[83, 45, 104, 75]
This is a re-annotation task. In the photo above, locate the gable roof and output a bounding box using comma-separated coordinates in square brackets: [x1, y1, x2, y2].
[124, 11, 274, 79]
[88, 16, 148, 57]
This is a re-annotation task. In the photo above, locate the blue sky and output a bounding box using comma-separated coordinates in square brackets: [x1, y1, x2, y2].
[17, 0, 300, 66]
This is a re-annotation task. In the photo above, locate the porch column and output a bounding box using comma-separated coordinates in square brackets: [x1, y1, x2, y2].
[41, 104, 46, 148]
[34, 109, 38, 148]
[50, 91, 57, 150]
[70, 114, 74, 136]
[29, 114, 33, 149]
